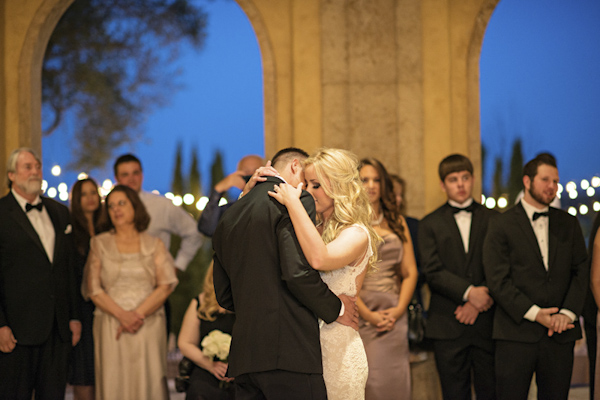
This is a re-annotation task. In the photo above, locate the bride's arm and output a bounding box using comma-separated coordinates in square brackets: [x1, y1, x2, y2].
[269, 183, 367, 271]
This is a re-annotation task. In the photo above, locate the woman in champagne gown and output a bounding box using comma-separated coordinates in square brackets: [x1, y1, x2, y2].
[269, 148, 381, 400]
[357, 158, 418, 399]
[83, 185, 178, 400]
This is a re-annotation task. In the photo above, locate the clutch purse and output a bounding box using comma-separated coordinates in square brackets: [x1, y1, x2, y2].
[407, 297, 426, 348]
[175, 357, 194, 393]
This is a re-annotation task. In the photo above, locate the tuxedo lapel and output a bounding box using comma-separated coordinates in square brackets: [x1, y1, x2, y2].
[547, 208, 560, 272]
[442, 204, 467, 266]
[514, 203, 545, 268]
[7, 193, 47, 259]
[42, 198, 61, 265]
[466, 206, 483, 266]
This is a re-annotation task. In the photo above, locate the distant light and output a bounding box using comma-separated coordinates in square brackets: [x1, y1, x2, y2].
[99, 187, 110, 197]
[568, 190, 578, 200]
[556, 193, 561, 199]
[51, 165, 61, 176]
[594, 202, 600, 212]
[497, 197, 508, 209]
[481, 194, 486, 204]
[581, 180, 590, 190]
[77, 172, 88, 180]
[568, 206, 577, 216]
[165, 192, 174, 200]
[196, 196, 209, 211]
[580, 204, 589, 215]
[102, 179, 113, 190]
[485, 197, 496, 209]
[151, 190, 160, 195]
[41, 180, 48, 192]
[58, 192, 69, 202]
[218, 198, 229, 206]
[557, 183, 563, 195]
[183, 194, 195, 205]
[587, 187, 596, 197]
[592, 177, 600, 188]
[173, 195, 183, 206]
[47, 187, 57, 198]
[58, 183, 68, 193]
[566, 181, 577, 192]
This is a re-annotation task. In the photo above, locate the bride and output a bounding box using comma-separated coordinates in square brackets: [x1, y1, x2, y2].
[269, 148, 381, 400]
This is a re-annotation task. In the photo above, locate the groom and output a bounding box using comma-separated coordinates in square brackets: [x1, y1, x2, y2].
[213, 147, 357, 399]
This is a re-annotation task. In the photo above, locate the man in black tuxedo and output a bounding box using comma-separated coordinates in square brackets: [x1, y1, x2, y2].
[419, 154, 496, 400]
[213, 147, 357, 400]
[483, 153, 588, 400]
[0, 148, 80, 399]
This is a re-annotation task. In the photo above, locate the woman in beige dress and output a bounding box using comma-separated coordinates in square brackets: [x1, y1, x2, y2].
[358, 158, 418, 399]
[83, 185, 178, 400]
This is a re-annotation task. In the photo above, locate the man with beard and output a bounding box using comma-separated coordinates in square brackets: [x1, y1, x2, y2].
[483, 153, 588, 400]
[0, 148, 81, 398]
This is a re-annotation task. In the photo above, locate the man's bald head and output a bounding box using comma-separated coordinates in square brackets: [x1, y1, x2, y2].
[237, 155, 264, 176]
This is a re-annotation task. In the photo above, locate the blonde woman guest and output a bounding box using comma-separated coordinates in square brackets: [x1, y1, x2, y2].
[83, 185, 178, 400]
[178, 262, 235, 400]
[357, 158, 418, 400]
[269, 148, 381, 400]
[69, 178, 103, 400]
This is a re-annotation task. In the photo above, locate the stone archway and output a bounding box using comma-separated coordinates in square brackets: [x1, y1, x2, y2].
[1, 0, 501, 216]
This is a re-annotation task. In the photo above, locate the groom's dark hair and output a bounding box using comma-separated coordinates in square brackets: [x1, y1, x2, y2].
[271, 147, 309, 169]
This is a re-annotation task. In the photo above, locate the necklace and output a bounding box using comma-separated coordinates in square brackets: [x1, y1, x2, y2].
[370, 212, 384, 226]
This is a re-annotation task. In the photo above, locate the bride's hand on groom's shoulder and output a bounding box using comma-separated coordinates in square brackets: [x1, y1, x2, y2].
[268, 182, 303, 206]
[337, 294, 359, 331]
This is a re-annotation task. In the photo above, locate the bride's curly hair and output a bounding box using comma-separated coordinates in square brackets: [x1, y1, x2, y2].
[304, 148, 382, 271]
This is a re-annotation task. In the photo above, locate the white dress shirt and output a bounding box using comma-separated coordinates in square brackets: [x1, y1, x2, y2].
[448, 199, 475, 301]
[12, 189, 55, 263]
[520, 199, 576, 323]
[138, 190, 203, 271]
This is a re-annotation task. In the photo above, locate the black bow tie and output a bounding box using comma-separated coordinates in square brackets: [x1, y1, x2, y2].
[26, 202, 43, 212]
[532, 211, 549, 221]
[450, 203, 476, 214]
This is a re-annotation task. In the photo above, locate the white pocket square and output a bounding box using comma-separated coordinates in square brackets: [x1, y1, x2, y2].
[65, 224, 72, 234]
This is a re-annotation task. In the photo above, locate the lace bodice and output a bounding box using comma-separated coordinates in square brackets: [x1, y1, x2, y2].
[319, 224, 373, 297]
[319, 224, 371, 400]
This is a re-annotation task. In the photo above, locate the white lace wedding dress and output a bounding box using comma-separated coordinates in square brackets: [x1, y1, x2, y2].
[319, 224, 372, 400]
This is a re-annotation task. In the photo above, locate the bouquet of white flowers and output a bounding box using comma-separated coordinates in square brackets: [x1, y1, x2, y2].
[201, 330, 232, 361]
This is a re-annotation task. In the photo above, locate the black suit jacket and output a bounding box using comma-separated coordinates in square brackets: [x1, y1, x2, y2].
[212, 177, 341, 377]
[0, 192, 78, 345]
[483, 202, 588, 343]
[419, 201, 495, 341]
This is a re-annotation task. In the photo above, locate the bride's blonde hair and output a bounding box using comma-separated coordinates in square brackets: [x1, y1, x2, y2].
[303, 148, 381, 270]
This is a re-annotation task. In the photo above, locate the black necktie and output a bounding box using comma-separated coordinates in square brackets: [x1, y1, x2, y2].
[26, 202, 43, 212]
[532, 211, 549, 221]
[450, 202, 476, 214]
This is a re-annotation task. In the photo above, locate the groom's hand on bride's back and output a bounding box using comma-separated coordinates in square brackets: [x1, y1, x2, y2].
[337, 294, 359, 330]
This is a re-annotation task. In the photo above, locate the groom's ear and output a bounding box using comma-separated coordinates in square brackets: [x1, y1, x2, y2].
[290, 159, 300, 174]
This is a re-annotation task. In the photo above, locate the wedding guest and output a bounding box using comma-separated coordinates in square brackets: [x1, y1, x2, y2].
[588, 212, 600, 400]
[69, 178, 102, 400]
[83, 185, 178, 399]
[178, 262, 235, 400]
[420, 154, 496, 400]
[197, 154, 263, 237]
[484, 153, 588, 400]
[358, 158, 418, 399]
[0, 147, 81, 399]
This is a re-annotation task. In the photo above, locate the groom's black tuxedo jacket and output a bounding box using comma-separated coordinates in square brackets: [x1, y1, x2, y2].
[213, 177, 341, 377]
[483, 202, 588, 344]
[419, 201, 495, 342]
[0, 192, 78, 345]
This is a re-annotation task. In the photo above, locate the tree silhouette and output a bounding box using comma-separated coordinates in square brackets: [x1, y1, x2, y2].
[42, 0, 207, 170]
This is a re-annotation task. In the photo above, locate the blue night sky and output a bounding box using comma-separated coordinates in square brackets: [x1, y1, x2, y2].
[42, 0, 600, 200]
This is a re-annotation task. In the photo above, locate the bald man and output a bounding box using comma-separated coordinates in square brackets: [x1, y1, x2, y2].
[197, 154, 263, 236]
